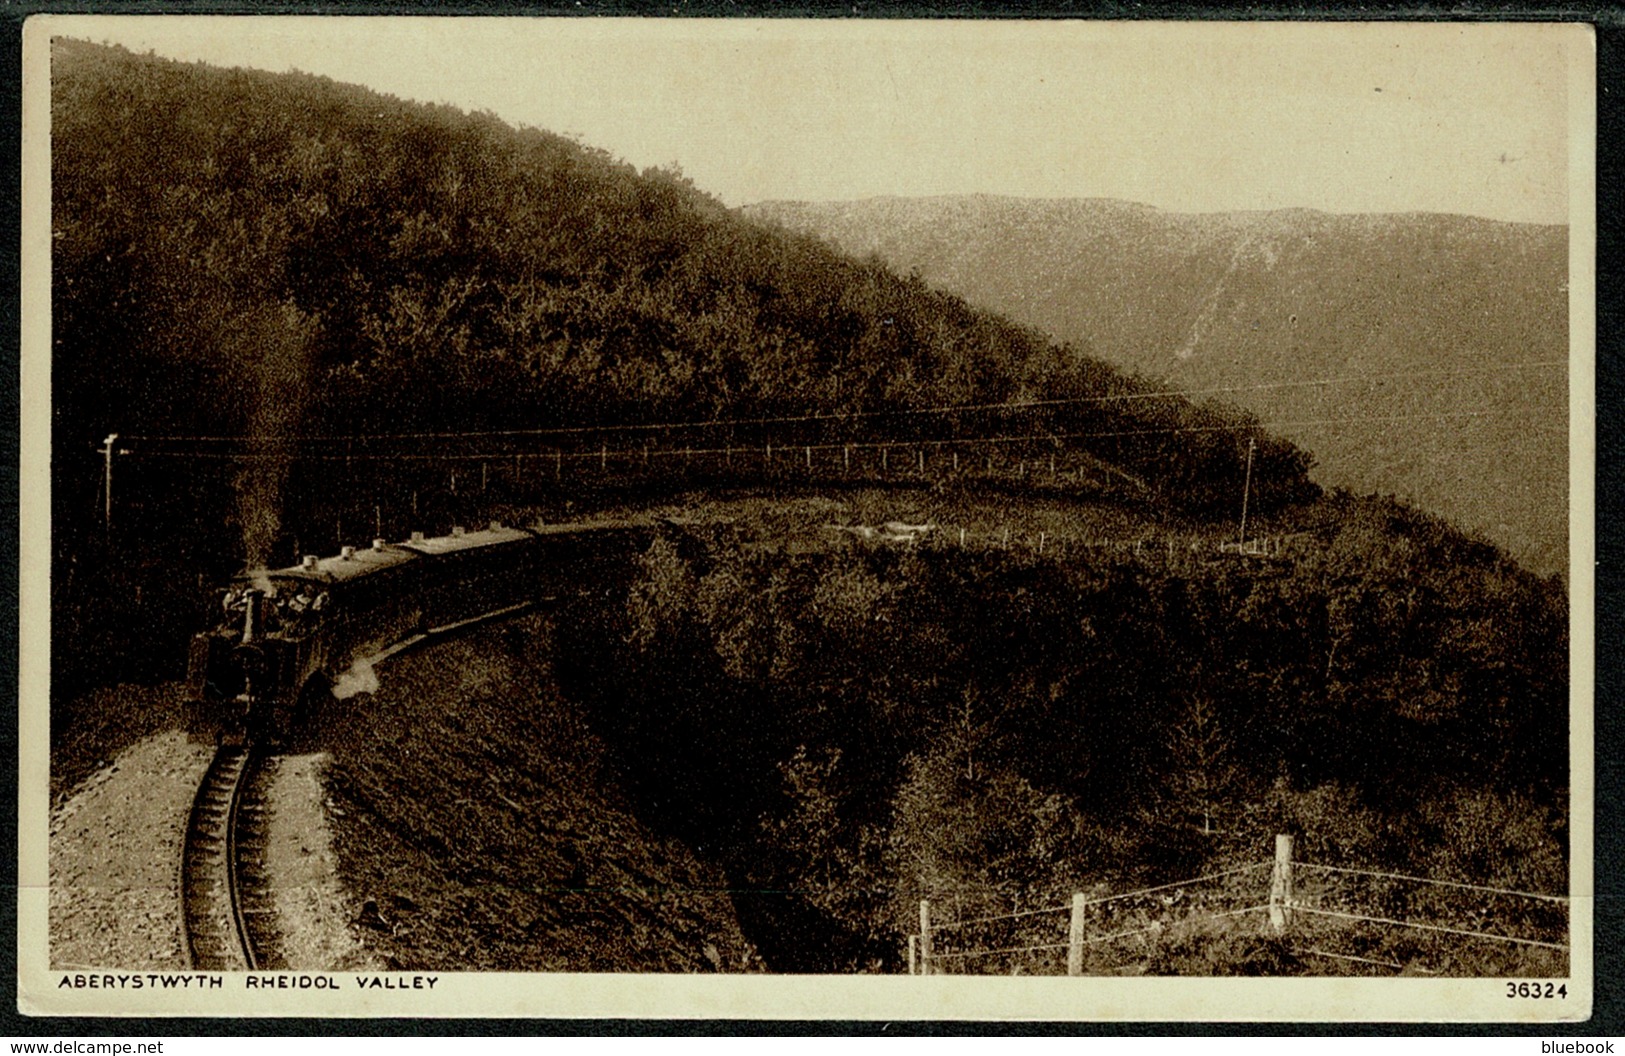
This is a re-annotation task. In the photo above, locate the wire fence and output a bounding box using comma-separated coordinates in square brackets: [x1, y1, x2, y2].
[907, 836, 1569, 977]
[101, 433, 1321, 572]
[1285, 857, 1570, 975]
[116, 409, 1544, 469]
[913, 859, 1277, 976]
[85, 360, 1565, 580]
[94, 385, 1539, 563]
[119, 357, 1567, 445]
[1080, 864, 1268, 910]
[929, 901, 1072, 934]
[1293, 861, 1570, 904]
[1291, 906, 1569, 952]
[1292, 946, 1410, 973]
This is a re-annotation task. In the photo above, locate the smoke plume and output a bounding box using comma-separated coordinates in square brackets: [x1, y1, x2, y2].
[232, 302, 317, 571]
[330, 658, 380, 700]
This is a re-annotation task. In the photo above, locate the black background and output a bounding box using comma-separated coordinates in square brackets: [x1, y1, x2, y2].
[1, 1, 1617, 1038]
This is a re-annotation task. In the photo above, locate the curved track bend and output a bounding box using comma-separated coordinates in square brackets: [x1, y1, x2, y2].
[180, 746, 266, 971]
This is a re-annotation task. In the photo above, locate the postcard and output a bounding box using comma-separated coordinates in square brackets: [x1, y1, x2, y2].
[18, 15, 1595, 1020]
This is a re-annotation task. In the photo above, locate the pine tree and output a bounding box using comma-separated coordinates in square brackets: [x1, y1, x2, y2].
[1163, 694, 1238, 836]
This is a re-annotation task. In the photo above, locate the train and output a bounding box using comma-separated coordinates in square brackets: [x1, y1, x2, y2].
[185, 519, 654, 744]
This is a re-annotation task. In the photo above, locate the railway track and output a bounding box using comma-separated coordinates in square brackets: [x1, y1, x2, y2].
[180, 745, 270, 971]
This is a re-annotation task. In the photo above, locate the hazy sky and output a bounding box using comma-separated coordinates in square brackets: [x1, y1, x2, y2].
[45, 16, 1584, 224]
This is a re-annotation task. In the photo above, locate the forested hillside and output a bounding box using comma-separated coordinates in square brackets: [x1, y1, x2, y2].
[746, 196, 1569, 575]
[53, 42, 1310, 519]
[51, 40, 1315, 690]
[555, 494, 1569, 972]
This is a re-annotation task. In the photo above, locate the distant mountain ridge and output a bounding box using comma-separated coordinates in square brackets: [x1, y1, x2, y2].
[744, 195, 1569, 575]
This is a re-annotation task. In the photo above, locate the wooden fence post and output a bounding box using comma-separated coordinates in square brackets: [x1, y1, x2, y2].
[1068, 892, 1087, 976]
[844, 445, 851, 473]
[908, 934, 919, 976]
[917, 449, 925, 473]
[919, 899, 933, 976]
[1269, 834, 1294, 933]
[882, 447, 889, 472]
[805, 445, 812, 469]
[600, 444, 607, 472]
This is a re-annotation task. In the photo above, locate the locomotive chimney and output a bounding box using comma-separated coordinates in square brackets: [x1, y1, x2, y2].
[340, 545, 356, 560]
[241, 588, 264, 644]
[489, 520, 502, 531]
[372, 538, 387, 551]
[302, 555, 319, 571]
[410, 531, 425, 542]
[452, 525, 466, 536]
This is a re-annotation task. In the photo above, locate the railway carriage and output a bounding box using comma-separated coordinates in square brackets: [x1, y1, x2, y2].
[185, 518, 659, 744]
[396, 524, 549, 628]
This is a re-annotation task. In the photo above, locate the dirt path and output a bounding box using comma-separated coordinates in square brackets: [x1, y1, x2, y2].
[49, 730, 213, 970]
[257, 752, 378, 971]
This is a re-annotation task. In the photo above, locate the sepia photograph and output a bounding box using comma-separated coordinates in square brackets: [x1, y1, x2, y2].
[17, 15, 1595, 1020]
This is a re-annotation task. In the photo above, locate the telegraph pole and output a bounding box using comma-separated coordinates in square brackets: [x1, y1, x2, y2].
[99, 433, 120, 535]
[1238, 437, 1256, 547]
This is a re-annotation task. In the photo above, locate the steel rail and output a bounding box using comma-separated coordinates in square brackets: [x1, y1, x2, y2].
[225, 749, 259, 972]
[180, 746, 261, 971]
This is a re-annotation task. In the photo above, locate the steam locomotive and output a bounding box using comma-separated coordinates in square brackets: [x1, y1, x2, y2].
[185, 520, 651, 744]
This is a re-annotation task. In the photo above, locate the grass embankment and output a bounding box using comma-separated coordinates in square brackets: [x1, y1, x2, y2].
[530, 482, 1287, 553]
[306, 612, 761, 972]
[50, 681, 190, 808]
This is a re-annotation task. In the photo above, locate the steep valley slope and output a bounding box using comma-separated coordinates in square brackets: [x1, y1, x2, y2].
[745, 196, 1569, 576]
[298, 613, 762, 973]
